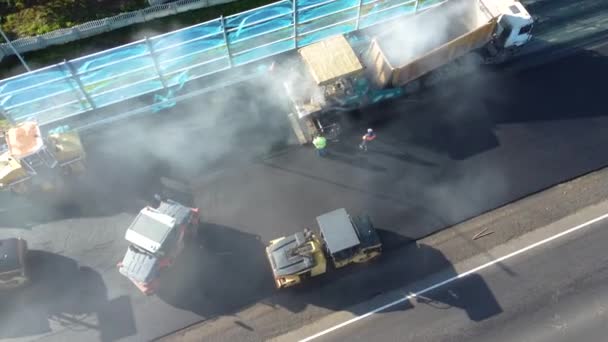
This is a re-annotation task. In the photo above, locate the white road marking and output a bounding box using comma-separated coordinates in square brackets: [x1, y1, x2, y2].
[300, 212, 608, 342]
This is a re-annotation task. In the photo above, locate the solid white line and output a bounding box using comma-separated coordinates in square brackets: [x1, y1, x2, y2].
[299, 211, 608, 342]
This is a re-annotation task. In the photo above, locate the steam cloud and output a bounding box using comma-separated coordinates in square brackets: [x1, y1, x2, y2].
[367, 0, 481, 67]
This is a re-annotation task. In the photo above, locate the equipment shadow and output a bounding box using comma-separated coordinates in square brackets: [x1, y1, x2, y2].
[0, 250, 136, 342]
[273, 229, 502, 321]
[156, 226, 501, 324]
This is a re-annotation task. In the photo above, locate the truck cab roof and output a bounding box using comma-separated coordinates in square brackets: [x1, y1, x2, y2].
[120, 199, 193, 284]
[125, 199, 192, 255]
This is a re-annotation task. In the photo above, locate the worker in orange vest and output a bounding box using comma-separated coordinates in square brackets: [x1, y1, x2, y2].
[359, 128, 376, 152]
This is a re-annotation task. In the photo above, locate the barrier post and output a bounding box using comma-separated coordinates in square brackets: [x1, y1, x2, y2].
[0, 107, 15, 125]
[293, 0, 298, 49]
[64, 60, 96, 110]
[0, 21, 30, 72]
[415, 0, 420, 13]
[356, 0, 363, 30]
[145, 36, 168, 89]
[220, 16, 234, 68]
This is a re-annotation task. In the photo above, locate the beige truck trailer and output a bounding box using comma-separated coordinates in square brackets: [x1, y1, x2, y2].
[366, 0, 533, 89]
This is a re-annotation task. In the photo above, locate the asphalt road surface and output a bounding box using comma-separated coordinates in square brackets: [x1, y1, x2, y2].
[1, 2, 608, 341]
[310, 214, 608, 342]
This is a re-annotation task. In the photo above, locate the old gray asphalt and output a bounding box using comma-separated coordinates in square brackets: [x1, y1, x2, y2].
[311, 216, 608, 342]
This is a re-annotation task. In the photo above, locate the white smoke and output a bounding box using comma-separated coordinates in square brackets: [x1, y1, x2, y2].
[367, 0, 481, 67]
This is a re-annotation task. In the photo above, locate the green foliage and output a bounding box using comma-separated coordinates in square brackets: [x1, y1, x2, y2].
[3, 6, 63, 37]
[1, 0, 148, 38]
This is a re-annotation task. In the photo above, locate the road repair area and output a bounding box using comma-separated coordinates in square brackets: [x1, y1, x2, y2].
[1, 0, 608, 341]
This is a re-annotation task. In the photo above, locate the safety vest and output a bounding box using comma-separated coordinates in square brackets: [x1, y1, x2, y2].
[313, 136, 327, 149]
[363, 133, 376, 141]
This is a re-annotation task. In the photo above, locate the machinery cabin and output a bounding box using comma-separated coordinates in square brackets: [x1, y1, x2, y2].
[0, 121, 86, 194]
[265, 208, 381, 289]
[283, 35, 373, 143]
[0, 238, 29, 291]
[118, 199, 200, 295]
[266, 228, 327, 289]
[284, 35, 367, 118]
[317, 208, 382, 269]
[282, 34, 407, 143]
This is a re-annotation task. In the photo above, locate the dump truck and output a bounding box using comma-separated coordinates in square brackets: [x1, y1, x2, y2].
[265, 208, 381, 289]
[117, 197, 200, 295]
[0, 238, 29, 291]
[283, 0, 534, 144]
[0, 121, 86, 194]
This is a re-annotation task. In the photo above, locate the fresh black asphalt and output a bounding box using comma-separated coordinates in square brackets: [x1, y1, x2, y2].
[314, 217, 608, 342]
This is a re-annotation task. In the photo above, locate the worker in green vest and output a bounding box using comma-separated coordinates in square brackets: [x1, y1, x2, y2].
[312, 134, 328, 157]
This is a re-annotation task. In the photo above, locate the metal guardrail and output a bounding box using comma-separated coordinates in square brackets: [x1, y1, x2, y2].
[0, 0, 444, 131]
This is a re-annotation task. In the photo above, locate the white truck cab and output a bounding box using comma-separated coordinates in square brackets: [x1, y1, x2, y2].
[489, 0, 534, 48]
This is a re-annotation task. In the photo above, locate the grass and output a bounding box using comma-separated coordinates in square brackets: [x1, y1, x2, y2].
[1, 1, 150, 38]
[0, 0, 279, 79]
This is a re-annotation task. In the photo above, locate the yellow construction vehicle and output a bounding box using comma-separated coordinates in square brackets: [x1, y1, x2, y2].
[0, 121, 86, 194]
[265, 208, 382, 289]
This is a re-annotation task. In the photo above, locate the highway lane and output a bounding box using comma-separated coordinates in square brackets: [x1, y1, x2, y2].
[2, 12, 608, 342]
[310, 215, 608, 342]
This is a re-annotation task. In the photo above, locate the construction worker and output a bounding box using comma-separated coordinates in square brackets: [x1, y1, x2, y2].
[313, 134, 328, 157]
[359, 128, 376, 152]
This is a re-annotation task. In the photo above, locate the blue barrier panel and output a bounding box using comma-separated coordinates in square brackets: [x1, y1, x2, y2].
[0, 0, 448, 129]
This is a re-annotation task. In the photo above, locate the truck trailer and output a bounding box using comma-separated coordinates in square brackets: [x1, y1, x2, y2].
[282, 0, 534, 144]
[265, 208, 382, 289]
